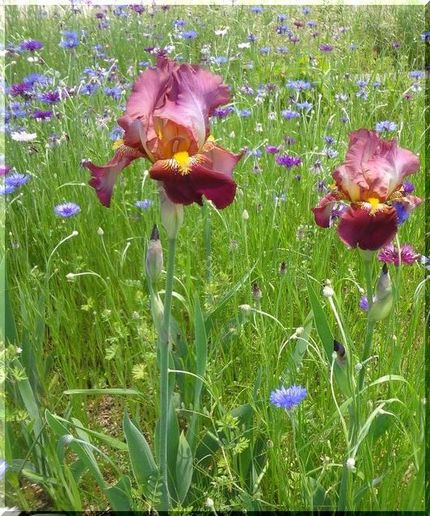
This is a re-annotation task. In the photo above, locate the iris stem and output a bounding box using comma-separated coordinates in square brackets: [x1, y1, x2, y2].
[158, 237, 177, 510]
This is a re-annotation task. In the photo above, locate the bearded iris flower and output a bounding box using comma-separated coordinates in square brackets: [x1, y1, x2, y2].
[84, 56, 242, 209]
[312, 129, 421, 250]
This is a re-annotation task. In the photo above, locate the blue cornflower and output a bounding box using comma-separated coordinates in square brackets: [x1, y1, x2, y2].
[23, 73, 49, 87]
[0, 184, 16, 195]
[60, 30, 79, 49]
[110, 126, 124, 140]
[174, 19, 186, 28]
[409, 70, 424, 79]
[113, 6, 128, 17]
[247, 148, 262, 158]
[302, 6, 311, 15]
[393, 202, 409, 224]
[8, 102, 26, 118]
[276, 26, 290, 35]
[54, 202, 81, 218]
[81, 83, 99, 95]
[213, 56, 228, 64]
[373, 81, 381, 88]
[296, 101, 313, 111]
[247, 33, 257, 42]
[356, 89, 369, 100]
[278, 14, 288, 21]
[104, 86, 122, 100]
[5, 173, 30, 188]
[270, 384, 307, 410]
[375, 120, 397, 133]
[281, 109, 300, 119]
[250, 6, 263, 13]
[324, 135, 335, 145]
[181, 30, 198, 39]
[324, 147, 338, 159]
[277, 46, 289, 53]
[238, 108, 252, 117]
[0, 460, 8, 480]
[420, 31, 430, 42]
[287, 79, 312, 91]
[260, 47, 270, 54]
[135, 199, 153, 209]
[356, 79, 368, 88]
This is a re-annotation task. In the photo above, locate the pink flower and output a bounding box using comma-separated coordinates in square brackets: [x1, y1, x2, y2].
[84, 57, 242, 208]
[312, 129, 421, 250]
[378, 243, 419, 266]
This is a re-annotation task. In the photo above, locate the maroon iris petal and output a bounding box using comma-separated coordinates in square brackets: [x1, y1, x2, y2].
[149, 161, 237, 209]
[337, 206, 398, 251]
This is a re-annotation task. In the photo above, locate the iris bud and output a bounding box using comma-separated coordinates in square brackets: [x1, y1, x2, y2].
[369, 264, 393, 322]
[146, 224, 163, 283]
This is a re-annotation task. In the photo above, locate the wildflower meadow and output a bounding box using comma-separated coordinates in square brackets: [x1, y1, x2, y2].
[2, 2, 427, 512]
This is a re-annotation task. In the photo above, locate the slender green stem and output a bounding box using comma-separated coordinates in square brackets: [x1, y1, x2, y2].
[202, 200, 212, 285]
[158, 237, 177, 510]
[358, 257, 376, 390]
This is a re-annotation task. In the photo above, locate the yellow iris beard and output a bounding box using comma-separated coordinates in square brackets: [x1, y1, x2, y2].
[173, 151, 192, 175]
[112, 138, 124, 150]
[368, 197, 381, 214]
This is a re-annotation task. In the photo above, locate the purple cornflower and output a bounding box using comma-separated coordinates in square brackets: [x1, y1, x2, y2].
[9, 82, 33, 97]
[213, 106, 234, 118]
[5, 173, 30, 188]
[32, 110, 53, 120]
[39, 90, 61, 104]
[181, 30, 198, 39]
[378, 243, 419, 266]
[276, 154, 302, 168]
[270, 384, 307, 410]
[281, 109, 300, 120]
[54, 202, 81, 218]
[375, 120, 397, 133]
[265, 145, 280, 154]
[135, 199, 153, 209]
[403, 182, 414, 193]
[359, 296, 369, 311]
[319, 43, 333, 52]
[19, 39, 44, 51]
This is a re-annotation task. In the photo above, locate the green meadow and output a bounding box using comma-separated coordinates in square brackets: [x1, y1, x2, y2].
[3, 3, 426, 512]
